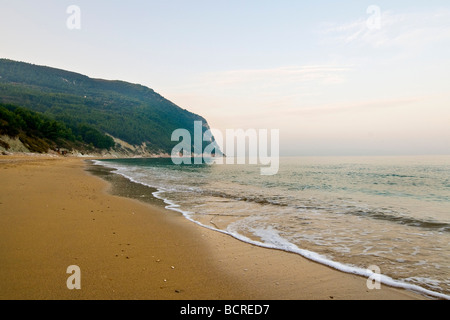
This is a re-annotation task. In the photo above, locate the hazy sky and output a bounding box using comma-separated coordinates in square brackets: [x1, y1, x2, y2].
[1, 0, 449, 156]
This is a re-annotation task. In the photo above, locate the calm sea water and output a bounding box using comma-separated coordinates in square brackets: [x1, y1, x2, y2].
[96, 156, 450, 299]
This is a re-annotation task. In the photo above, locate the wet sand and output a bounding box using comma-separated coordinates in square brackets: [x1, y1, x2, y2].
[0, 155, 425, 300]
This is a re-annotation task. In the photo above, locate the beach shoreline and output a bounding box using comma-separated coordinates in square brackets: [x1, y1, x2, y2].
[0, 154, 426, 300]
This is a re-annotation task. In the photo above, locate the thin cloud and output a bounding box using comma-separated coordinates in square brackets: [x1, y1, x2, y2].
[167, 64, 353, 110]
[282, 96, 425, 117]
[321, 8, 450, 49]
[207, 65, 353, 86]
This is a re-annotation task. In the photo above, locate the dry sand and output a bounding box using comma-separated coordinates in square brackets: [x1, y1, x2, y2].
[0, 155, 425, 300]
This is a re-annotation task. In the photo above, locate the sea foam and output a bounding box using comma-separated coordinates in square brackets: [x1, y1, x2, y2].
[92, 159, 450, 300]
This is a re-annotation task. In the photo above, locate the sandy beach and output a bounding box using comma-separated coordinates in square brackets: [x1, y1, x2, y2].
[0, 155, 425, 300]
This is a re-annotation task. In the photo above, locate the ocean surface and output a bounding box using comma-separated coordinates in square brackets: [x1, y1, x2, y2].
[95, 156, 450, 299]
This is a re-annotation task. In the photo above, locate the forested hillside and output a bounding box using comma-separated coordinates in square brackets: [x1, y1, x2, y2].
[0, 103, 114, 153]
[0, 59, 213, 155]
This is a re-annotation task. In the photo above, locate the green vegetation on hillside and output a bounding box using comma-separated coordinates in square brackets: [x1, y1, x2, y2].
[0, 103, 114, 153]
[0, 59, 213, 154]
